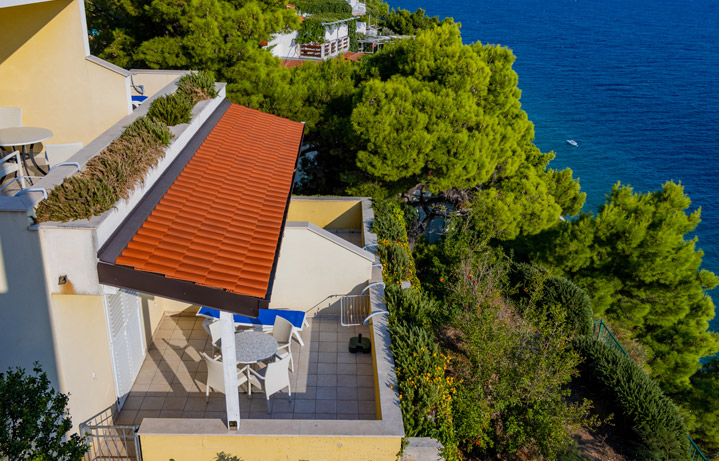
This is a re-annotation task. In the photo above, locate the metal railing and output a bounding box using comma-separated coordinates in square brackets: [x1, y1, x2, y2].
[592, 320, 709, 461]
[79, 406, 142, 461]
[340, 294, 371, 326]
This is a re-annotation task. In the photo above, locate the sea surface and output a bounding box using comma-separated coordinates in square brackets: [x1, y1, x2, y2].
[390, 0, 719, 332]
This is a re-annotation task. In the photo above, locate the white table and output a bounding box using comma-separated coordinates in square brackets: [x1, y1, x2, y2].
[234, 330, 277, 395]
[0, 126, 53, 176]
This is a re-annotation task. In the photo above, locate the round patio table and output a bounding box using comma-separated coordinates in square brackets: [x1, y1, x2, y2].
[0, 127, 53, 176]
[234, 330, 277, 396]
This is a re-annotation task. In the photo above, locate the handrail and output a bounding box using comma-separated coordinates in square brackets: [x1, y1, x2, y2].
[593, 320, 708, 460]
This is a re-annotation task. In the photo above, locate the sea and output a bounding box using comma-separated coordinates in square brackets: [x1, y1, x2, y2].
[390, 0, 719, 333]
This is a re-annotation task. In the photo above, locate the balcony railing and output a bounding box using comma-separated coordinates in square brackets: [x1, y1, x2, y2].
[299, 36, 350, 60]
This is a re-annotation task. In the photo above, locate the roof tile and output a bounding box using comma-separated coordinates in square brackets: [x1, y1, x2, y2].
[115, 104, 303, 298]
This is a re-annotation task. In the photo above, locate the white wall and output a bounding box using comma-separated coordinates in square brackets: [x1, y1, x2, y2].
[267, 31, 300, 59]
[324, 23, 349, 41]
[270, 223, 373, 313]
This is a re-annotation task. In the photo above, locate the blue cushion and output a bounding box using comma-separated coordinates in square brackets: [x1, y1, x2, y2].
[197, 306, 305, 329]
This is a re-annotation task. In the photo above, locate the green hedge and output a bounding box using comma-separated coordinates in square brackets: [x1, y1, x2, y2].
[573, 337, 690, 460]
[294, 0, 352, 14]
[511, 263, 593, 337]
[297, 13, 353, 44]
[384, 284, 435, 328]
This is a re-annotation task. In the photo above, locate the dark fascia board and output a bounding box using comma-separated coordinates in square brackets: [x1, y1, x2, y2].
[95, 98, 273, 318]
[264, 129, 304, 301]
[97, 262, 265, 316]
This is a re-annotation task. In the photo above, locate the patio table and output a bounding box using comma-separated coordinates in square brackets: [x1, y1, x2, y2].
[233, 330, 277, 396]
[0, 126, 53, 177]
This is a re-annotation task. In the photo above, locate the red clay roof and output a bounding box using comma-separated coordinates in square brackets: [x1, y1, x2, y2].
[114, 104, 304, 299]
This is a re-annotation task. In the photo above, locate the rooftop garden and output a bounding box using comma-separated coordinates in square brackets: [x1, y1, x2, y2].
[35, 71, 217, 223]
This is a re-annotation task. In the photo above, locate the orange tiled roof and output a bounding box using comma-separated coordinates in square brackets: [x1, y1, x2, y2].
[114, 104, 304, 299]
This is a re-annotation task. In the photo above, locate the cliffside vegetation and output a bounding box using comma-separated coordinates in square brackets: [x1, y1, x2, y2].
[86, 1, 719, 457]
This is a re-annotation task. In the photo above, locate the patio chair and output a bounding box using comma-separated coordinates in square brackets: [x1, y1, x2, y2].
[0, 151, 22, 188]
[202, 318, 222, 355]
[201, 352, 251, 403]
[36, 142, 82, 169]
[272, 316, 294, 372]
[0, 107, 22, 128]
[247, 354, 292, 414]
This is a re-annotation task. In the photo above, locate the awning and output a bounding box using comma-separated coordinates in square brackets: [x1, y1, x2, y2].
[97, 100, 304, 317]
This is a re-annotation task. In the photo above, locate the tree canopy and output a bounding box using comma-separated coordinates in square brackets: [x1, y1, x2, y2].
[531, 181, 718, 393]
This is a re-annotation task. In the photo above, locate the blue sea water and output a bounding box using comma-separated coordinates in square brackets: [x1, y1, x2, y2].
[391, 0, 719, 332]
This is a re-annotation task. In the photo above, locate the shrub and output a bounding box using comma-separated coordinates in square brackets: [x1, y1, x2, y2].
[384, 284, 436, 329]
[36, 116, 170, 222]
[177, 70, 218, 104]
[573, 336, 690, 460]
[511, 263, 593, 337]
[390, 321, 458, 459]
[372, 200, 408, 242]
[147, 93, 193, 126]
[377, 239, 419, 287]
[293, 0, 351, 14]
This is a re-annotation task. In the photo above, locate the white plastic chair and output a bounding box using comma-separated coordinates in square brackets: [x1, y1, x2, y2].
[38, 142, 82, 169]
[272, 316, 294, 372]
[202, 352, 250, 403]
[248, 354, 292, 414]
[0, 107, 22, 128]
[202, 318, 223, 354]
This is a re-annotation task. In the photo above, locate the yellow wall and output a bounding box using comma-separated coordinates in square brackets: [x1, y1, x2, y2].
[0, 0, 130, 145]
[131, 70, 187, 99]
[270, 225, 372, 312]
[140, 434, 401, 461]
[287, 199, 363, 230]
[50, 294, 117, 432]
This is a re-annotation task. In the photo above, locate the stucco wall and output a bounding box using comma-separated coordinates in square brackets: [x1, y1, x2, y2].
[287, 198, 363, 230]
[0, 0, 130, 145]
[50, 294, 116, 432]
[0, 210, 59, 387]
[270, 224, 373, 312]
[139, 433, 401, 461]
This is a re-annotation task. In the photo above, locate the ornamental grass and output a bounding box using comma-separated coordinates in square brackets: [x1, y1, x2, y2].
[35, 71, 216, 223]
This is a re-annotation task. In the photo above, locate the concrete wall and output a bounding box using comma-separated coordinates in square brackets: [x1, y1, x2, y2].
[270, 223, 373, 313]
[0, 209, 59, 386]
[139, 433, 401, 461]
[50, 294, 116, 432]
[287, 197, 363, 230]
[130, 69, 188, 99]
[324, 23, 349, 41]
[267, 32, 299, 59]
[0, 0, 131, 145]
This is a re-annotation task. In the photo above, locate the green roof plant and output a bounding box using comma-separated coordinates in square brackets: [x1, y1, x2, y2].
[35, 72, 216, 223]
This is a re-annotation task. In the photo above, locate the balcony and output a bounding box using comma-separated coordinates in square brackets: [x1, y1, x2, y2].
[299, 36, 350, 60]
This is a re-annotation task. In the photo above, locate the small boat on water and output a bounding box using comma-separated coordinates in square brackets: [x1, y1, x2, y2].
[566, 139, 578, 147]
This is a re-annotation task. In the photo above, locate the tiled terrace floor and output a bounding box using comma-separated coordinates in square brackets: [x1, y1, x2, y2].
[115, 312, 376, 425]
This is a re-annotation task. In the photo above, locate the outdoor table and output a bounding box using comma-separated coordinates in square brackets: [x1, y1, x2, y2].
[234, 330, 277, 396]
[0, 126, 53, 176]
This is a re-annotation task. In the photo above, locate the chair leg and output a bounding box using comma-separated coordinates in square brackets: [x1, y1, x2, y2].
[266, 396, 271, 415]
[206, 384, 210, 403]
[288, 384, 292, 403]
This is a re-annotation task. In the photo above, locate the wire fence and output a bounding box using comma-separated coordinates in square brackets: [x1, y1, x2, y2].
[591, 320, 709, 461]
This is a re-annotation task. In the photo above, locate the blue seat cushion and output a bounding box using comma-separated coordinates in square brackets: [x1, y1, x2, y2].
[197, 306, 305, 329]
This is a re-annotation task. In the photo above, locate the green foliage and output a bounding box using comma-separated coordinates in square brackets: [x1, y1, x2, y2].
[0, 363, 88, 460]
[293, 0, 351, 14]
[382, 8, 443, 35]
[35, 115, 172, 222]
[297, 13, 354, 44]
[148, 93, 193, 126]
[675, 359, 719, 457]
[389, 321, 458, 459]
[510, 263, 593, 337]
[384, 284, 436, 329]
[372, 200, 408, 242]
[532, 182, 718, 393]
[177, 70, 218, 103]
[573, 336, 690, 460]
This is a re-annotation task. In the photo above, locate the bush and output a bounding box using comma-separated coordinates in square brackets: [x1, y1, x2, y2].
[384, 284, 436, 329]
[122, 115, 172, 145]
[573, 336, 690, 460]
[511, 263, 593, 337]
[377, 239, 419, 287]
[293, 0, 351, 14]
[147, 93, 193, 126]
[390, 321, 458, 459]
[177, 70, 218, 103]
[372, 200, 408, 242]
